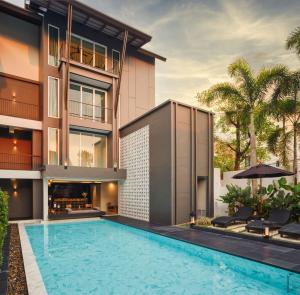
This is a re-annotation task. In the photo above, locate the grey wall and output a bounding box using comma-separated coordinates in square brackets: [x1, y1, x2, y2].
[0, 179, 33, 219]
[120, 100, 214, 226]
[32, 179, 43, 219]
[120, 103, 172, 225]
[172, 104, 214, 224]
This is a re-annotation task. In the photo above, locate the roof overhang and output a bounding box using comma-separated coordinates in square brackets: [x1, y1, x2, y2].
[0, 0, 42, 25]
[27, 0, 152, 48]
[138, 48, 166, 62]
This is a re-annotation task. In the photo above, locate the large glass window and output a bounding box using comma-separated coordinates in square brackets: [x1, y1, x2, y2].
[112, 50, 120, 75]
[94, 90, 105, 121]
[69, 83, 106, 122]
[48, 77, 59, 118]
[95, 44, 106, 70]
[82, 40, 94, 66]
[70, 35, 81, 62]
[69, 83, 81, 117]
[69, 131, 80, 166]
[48, 128, 59, 165]
[48, 25, 59, 67]
[82, 87, 93, 119]
[69, 34, 107, 70]
[69, 130, 107, 168]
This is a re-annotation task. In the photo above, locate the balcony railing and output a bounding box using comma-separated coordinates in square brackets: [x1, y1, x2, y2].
[60, 43, 120, 75]
[0, 153, 42, 170]
[0, 97, 40, 121]
[69, 100, 112, 124]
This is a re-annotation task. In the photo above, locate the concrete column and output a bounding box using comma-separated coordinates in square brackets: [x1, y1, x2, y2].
[32, 179, 43, 219]
[43, 178, 48, 221]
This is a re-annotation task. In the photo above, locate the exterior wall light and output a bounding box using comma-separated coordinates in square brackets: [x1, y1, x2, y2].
[12, 92, 16, 102]
[190, 211, 196, 227]
[64, 161, 68, 169]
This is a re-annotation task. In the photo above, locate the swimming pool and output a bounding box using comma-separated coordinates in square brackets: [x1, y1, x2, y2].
[25, 220, 300, 295]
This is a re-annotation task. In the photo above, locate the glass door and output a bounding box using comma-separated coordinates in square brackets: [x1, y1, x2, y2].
[82, 87, 93, 119]
[94, 90, 105, 122]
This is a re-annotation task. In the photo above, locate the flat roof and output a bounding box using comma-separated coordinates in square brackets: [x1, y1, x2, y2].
[119, 99, 214, 131]
[27, 0, 151, 48]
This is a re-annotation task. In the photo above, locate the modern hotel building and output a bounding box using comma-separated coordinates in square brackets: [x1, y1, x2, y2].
[0, 0, 213, 225]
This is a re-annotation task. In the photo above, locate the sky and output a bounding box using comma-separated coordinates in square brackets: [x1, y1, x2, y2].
[8, 0, 300, 107]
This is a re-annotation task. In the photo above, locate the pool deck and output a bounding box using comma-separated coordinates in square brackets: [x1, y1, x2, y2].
[104, 215, 300, 274]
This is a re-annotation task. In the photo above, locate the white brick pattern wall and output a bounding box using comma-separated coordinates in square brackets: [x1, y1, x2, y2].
[119, 125, 149, 221]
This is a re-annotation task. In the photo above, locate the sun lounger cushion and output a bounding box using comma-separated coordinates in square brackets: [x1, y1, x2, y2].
[211, 216, 236, 227]
[246, 220, 280, 232]
[278, 223, 300, 238]
[212, 207, 253, 228]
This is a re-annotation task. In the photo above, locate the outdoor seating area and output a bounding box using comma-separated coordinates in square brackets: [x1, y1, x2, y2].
[202, 164, 300, 244]
[210, 208, 299, 241]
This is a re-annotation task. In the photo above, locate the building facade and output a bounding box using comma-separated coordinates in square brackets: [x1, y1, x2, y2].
[0, 0, 213, 225]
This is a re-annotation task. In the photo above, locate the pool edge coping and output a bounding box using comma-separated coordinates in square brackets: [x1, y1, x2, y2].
[19, 223, 48, 295]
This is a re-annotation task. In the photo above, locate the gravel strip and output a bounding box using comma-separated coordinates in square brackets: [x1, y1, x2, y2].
[7, 224, 28, 295]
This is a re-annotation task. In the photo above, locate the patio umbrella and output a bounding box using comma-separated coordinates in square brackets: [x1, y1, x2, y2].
[232, 163, 294, 179]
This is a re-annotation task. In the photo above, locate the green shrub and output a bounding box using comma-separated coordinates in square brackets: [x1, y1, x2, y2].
[264, 177, 300, 213]
[0, 189, 9, 267]
[219, 184, 256, 215]
[220, 178, 300, 219]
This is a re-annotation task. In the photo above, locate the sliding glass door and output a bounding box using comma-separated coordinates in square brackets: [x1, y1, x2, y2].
[69, 82, 106, 122]
[69, 130, 107, 168]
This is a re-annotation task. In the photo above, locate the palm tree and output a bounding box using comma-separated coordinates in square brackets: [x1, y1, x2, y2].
[199, 58, 288, 194]
[217, 107, 250, 170]
[286, 27, 300, 56]
[267, 71, 300, 184]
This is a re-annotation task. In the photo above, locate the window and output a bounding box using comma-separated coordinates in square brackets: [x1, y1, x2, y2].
[82, 40, 94, 66]
[48, 25, 59, 67]
[82, 87, 93, 119]
[48, 77, 59, 118]
[69, 82, 106, 122]
[69, 130, 107, 168]
[48, 128, 59, 165]
[69, 34, 107, 70]
[69, 83, 81, 116]
[95, 44, 106, 70]
[70, 35, 81, 62]
[112, 50, 120, 75]
[94, 90, 105, 121]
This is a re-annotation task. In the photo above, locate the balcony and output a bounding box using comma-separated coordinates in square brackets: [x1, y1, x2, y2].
[0, 153, 41, 170]
[69, 100, 112, 124]
[60, 42, 120, 76]
[0, 97, 40, 121]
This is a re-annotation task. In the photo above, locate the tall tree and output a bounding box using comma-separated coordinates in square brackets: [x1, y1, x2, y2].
[216, 107, 250, 170]
[198, 58, 288, 194]
[267, 71, 300, 183]
[286, 27, 300, 56]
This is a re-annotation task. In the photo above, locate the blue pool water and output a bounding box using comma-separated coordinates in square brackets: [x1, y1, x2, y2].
[26, 220, 300, 295]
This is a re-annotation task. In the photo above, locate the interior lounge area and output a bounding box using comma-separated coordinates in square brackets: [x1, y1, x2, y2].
[47, 180, 118, 219]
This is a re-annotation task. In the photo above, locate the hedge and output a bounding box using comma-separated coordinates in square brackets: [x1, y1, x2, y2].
[0, 189, 9, 267]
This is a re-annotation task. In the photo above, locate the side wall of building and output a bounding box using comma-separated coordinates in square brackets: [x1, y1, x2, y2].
[119, 103, 172, 223]
[119, 101, 213, 225]
[0, 11, 40, 81]
[171, 103, 214, 224]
